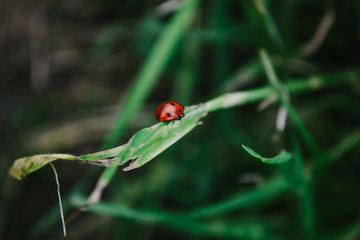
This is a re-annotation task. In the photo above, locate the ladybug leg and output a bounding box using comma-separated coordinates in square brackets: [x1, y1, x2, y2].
[172, 120, 175, 125]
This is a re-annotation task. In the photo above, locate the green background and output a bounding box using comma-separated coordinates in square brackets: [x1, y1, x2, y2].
[1, 0, 360, 239]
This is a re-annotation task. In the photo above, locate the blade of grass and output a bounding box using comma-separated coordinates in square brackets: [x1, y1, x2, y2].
[160, 218, 271, 240]
[211, 0, 229, 85]
[92, 0, 200, 204]
[242, 144, 293, 164]
[71, 195, 274, 239]
[290, 127, 360, 240]
[239, 0, 285, 53]
[259, 48, 327, 164]
[71, 178, 288, 220]
[314, 127, 360, 173]
[324, 127, 360, 164]
[254, 0, 286, 52]
[173, 22, 200, 105]
[291, 133, 315, 239]
[206, 67, 356, 113]
[180, 177, 288, 219]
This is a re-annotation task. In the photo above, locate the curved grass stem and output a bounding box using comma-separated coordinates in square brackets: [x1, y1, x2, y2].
[49, 162, 66, 237]
[259, 48, 327, 164]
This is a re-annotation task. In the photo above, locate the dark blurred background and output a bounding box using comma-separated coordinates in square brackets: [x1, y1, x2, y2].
[1, 0, 360, 239]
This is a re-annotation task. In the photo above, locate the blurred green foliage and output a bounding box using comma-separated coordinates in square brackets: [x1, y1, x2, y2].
[1, 0, 360, 239]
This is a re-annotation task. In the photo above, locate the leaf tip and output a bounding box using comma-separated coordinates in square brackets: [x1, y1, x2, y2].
[8, 166, 22, 180]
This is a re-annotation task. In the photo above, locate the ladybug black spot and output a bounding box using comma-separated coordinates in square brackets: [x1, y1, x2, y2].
[170, 102, 175, 106]
[167, 113, 171, 117]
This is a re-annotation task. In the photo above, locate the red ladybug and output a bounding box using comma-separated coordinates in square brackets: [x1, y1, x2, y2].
[155, 100, 185, 125]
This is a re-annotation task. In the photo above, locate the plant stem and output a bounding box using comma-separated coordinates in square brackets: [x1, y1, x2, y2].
[259, 48, 327, 164]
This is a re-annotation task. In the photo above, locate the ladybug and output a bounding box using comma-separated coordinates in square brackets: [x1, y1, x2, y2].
[155, 100, 185, 125]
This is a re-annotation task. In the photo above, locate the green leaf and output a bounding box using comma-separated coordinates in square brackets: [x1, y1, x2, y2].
[8, 104, 208, 180]
[79, 104, 209, 172]
[242, 144, 292, 164]
[120, 104, 208, 171]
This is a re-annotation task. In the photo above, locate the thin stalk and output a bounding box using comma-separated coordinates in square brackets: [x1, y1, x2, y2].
[49, 162, 66, 237]
[173, 26, 200, 105]
[315, 127, 360, 173]
[27, 168, 96, 239]
[253, 0, 286, 52]
[292, 133, 315, 239]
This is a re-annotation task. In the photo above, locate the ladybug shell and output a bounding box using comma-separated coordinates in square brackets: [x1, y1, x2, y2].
[155, 100, 184, 122]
